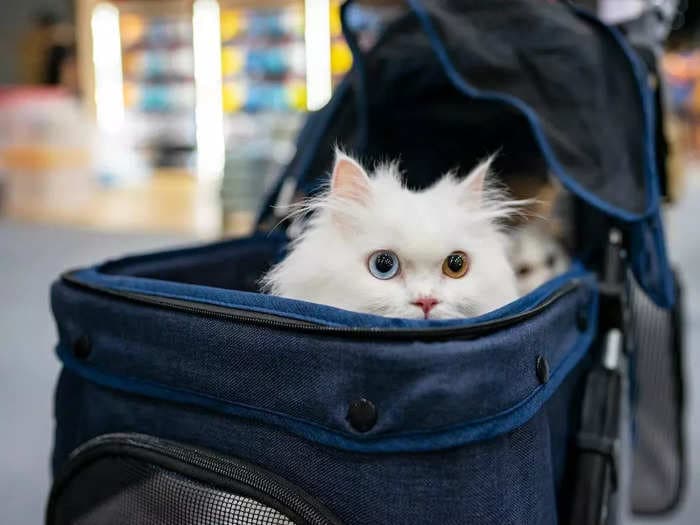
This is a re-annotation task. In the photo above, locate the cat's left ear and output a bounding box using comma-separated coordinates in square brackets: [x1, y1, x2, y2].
[331, 150, 371, 204]
[460, 155, 496, 201]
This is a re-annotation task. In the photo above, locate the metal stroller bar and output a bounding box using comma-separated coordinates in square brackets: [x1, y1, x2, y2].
[570, 230, 627, 525]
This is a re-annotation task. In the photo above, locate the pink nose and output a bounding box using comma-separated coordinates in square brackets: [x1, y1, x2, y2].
[413, 297, 439, 317]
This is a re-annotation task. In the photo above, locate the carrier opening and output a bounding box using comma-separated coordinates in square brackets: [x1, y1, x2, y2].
[96, 95, 582, 323]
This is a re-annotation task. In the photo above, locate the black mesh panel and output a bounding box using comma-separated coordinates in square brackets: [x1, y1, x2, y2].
[48, 434, 340, 525]
[54, 456, 293, 525]
[629, 273, 685, 514]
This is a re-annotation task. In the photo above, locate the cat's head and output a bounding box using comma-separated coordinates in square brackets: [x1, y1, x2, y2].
[508, 220, 570, 296]
[262, 151, 521, 319]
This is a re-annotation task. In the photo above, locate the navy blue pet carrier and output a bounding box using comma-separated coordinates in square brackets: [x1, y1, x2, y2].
[48, 1, 685, 524]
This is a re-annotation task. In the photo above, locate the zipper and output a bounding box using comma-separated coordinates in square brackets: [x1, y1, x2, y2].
[48, 433, 341, 525]
[62, 270, 585, 341]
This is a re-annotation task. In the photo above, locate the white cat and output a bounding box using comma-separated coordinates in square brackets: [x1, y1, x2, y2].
[261, 151, 522, 319]
[508, 220, 570, 296]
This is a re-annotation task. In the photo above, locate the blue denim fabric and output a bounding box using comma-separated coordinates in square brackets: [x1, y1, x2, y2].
[53, 367, 589, 525]
[52, 258, 596, 452]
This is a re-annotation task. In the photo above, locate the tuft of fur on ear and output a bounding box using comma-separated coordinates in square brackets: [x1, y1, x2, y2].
[459, 154, 498, 198]
[331, 149, 371, 204]
[270, 150, 372, 236]
[459, 154, 532, 225]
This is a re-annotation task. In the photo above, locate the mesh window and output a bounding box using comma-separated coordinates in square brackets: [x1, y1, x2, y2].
[48, 434, 340, 525]
[55, 456, 293, 525]
[629, 273, 685, 514]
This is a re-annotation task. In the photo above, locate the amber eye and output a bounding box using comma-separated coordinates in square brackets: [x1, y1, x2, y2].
[442, 251, 469, 278]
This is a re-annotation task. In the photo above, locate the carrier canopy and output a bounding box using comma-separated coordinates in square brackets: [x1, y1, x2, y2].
[259, 0, 674, 307]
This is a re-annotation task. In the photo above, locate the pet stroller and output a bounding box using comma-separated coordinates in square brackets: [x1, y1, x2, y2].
[47, 1, 686, 523]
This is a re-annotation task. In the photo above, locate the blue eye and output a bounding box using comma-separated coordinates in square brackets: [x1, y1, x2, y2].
[368, 251, 400, 280]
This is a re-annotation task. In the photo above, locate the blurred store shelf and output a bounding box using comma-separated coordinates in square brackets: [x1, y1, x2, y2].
[1, 169, 227, 238]
[14, 0, 397, 241]
[0, 86, 226, 238]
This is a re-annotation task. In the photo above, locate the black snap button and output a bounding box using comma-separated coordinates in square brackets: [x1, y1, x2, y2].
[73, 336, 92, 359]
[536, 355, 549, 384]
[576, 305, 589, 332]
[347, 398, 377, 433]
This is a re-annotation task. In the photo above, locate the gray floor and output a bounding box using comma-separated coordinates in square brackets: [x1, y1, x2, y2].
[1, 170, 699, 523]
[0, 221, 190, 525]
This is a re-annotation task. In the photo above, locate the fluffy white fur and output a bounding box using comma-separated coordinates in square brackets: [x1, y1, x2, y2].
[261, 151, 522, 319]
[508, 220, 570, 296]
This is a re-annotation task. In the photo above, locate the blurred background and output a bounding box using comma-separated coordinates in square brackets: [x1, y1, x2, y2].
[0, 0, 697, 238]
[0, 0, 700, 524]
[0, 0, 391, 237]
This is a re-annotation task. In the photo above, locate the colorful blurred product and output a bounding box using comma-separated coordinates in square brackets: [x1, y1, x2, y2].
[664, 50, 700, 154]
[119, 10, 195, 167]
[664, 51, 700, 114]
[220, 5, 306, 114]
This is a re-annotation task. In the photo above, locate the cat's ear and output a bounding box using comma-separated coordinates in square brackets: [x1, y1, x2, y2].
[460, 155, 496, 201]
[331, 151, 371, 204]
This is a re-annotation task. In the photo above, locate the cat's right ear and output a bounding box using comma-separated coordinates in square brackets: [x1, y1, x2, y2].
[331, 151, 371, 204]
[460, 154, 495, 198]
